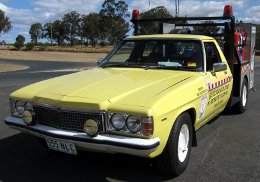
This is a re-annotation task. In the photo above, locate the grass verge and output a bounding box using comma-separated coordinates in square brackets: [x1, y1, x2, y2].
[0, 64, 29, 72]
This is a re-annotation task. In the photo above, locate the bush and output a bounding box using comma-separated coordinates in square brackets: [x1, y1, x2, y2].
[14, 34, 25, 50]
[13, 42, 23, 50]
[26, 42, 35, 50]
[38, 46, 46, 51]
[99, 41, 106, 47]
[84, 41, 89, 46]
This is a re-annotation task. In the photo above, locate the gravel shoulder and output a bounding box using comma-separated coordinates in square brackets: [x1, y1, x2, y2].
[0, 49, 107, 62]
[0, 49, 258, 72]
[0, 64, 29, 72]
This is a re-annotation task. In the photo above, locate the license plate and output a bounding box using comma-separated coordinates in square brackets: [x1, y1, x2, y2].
[46, 138, 77, 155]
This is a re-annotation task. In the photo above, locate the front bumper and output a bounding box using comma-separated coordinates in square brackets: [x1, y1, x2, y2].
[5, 116, 160, 157]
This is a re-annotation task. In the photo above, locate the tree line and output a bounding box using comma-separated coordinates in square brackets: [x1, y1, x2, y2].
[1, 1, 230, 50]
[28, 0, 130, 47]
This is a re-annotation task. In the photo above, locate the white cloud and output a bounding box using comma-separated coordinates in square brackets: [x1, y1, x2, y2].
[129, 0, 260, 23]
[0, 0, 104, 43]
[129, 0, 246, 17]
[1, 0, 103, 30]
[243, 5, 260, 23]
[32, 0, 104, 19]
[0, 0, 259, 43]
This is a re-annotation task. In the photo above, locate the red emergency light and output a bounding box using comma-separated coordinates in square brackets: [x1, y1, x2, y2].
[223, 5, 233, 16]
[132, 9, 140, 19]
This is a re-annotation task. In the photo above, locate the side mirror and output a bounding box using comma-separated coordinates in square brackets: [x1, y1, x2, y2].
[213, 62, 227, 72]
[97, 58, 104, 66]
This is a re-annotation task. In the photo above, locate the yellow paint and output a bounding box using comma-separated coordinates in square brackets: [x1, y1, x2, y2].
[127, 34, 214, 40]
[9, 36, 233, 158]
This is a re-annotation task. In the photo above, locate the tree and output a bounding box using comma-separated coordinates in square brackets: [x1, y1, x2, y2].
[0, 10, 12, 36]
[14, 34, 25, 50]
[43, 22, 53, 45]
[99, 0, 130, 44]
[82, 13, 101, 47]
[44, 20, 66, 46]
[138, 6, 173, 35]
[100, 0, 129, 18]
[62, 11, 82, 46]
[192, 21, 220, 35]
[29, 23, 43, 44]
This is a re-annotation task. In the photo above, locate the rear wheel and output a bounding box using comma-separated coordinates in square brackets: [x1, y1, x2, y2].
[233, 79, 248, 114]
[155, 112, 193, 176]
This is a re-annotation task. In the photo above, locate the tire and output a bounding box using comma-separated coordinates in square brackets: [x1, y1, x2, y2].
[233, 79, 248, 114]
[155, 112, 193, 176]
[37, 138, 49, 150]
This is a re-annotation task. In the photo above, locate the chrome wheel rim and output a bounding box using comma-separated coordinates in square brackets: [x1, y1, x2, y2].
[242, 85, 247, 107]
[178, 124, 189, 162]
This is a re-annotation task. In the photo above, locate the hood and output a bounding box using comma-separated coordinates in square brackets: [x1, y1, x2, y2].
[12, 68, 192, 108]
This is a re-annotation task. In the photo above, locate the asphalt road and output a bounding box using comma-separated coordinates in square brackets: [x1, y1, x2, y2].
[0, 59, 259, 182]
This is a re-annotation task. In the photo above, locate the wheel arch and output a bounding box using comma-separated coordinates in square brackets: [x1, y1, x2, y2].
[171, 107, 198, 147]
[185, 108, 197, 146]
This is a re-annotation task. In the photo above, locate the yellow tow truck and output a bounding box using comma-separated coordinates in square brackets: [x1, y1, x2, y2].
[5, 5, 256, 176]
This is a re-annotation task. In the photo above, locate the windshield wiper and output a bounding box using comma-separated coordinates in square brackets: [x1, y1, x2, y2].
[144, 65, 185, 70]
[102, 62, 150, 68]
[102, 63, 130, 68]
[102, 63, 196, 71]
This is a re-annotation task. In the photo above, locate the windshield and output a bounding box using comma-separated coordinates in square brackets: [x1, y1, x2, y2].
[102, 39, 204, 71]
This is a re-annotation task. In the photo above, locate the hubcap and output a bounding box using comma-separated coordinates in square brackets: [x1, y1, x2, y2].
[178, 124, 189, 162]
[242, 85, 247, 107]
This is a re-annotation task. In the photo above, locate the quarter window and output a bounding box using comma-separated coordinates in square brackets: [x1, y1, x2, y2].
[204, 42, 221, 71]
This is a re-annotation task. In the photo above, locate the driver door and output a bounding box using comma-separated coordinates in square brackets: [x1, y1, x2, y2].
[201, 41, 233, 124]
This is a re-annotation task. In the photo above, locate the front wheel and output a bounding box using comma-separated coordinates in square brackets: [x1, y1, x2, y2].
[233, 79, 248, 114]
[155, 112, 193, 176]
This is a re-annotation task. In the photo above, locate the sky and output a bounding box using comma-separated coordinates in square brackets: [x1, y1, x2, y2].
[0, 0, 259, 43]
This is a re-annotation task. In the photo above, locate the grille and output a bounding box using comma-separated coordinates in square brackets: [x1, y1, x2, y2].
[34, 106, 104, 132]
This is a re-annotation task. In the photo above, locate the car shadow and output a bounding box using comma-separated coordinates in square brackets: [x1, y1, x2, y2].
[0, 133, 174, 182]
[206, 115, 220, 125]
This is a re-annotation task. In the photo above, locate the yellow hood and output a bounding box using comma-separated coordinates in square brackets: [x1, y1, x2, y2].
[11, 68, 192, 110]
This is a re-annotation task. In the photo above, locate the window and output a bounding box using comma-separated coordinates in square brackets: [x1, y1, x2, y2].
[204, 42, 221, 71]
[104, 39, 204, 71]
[143, 42, 157, 57]
[109, 42, 135, 62]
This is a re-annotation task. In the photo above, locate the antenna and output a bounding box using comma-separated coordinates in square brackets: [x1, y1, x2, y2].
[178, 0, 180, 16]
[175, 0, 177, 16]
[149, 0, 151, 10]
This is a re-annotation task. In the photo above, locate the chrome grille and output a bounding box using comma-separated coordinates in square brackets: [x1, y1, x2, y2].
[33, 106, 104, 132]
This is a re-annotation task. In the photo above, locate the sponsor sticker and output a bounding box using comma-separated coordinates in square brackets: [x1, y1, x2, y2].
[198, 95, 207, 119]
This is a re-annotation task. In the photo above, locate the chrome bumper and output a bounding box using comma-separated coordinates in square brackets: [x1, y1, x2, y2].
[5, 116, 160, 157]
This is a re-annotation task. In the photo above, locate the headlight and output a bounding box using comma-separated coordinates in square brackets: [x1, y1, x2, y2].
[108, 112, 154, 137]
[110, 113, 125, 130]
[84, 119, 100, 137]
[15, 101, 26, 115]
[25, 102, 33, 110]
[10, 99, 34, 117]
[22, 110, 35, 125]
[126, 115, 141, 133]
